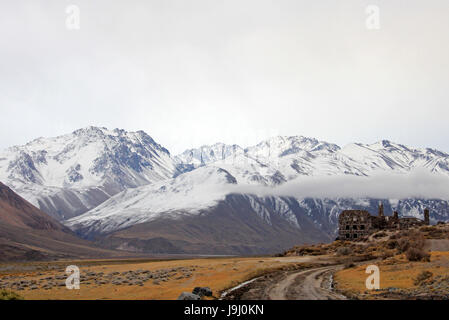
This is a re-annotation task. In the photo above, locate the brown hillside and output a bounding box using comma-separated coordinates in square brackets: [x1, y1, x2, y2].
[0, 181, 136, 262]
[0, 182, 66, 231]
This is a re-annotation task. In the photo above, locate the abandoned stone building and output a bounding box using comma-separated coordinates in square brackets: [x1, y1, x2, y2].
[338, 203, 430, 241]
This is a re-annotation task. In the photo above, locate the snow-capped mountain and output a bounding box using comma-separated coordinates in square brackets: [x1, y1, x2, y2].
[174, 143, 244, 173]
[3, 127, 449, 254]
[0, 127, 178, 219]
[66, 135, 449, 254]
[175, 136, 449, 186]
[340, 140, 449, 175]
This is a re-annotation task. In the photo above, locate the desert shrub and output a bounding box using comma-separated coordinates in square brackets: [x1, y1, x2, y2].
[406, 247, 430, 262]
[385, 239, 398, 249]
[411, 235, 426, 250]
[382, 256, 400, 265]
[373, 231, 387, 238]
[397, 238, 410, 253]
[414, 271, 433, 286]
[420, 226, 434, 232]
[381, 251, 395, 260]
[397, 231, 426, 254]
[354, 254, 376, 262]
[0, 290, 23, 300]
[337, 247, 351, 256]
[426, 228, 445, 239]
[389, 233, 399, 240]
[398, 230, 411, 238]
[290, 245, 326, 256]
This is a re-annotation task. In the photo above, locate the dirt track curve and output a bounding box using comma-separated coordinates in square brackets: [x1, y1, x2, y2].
[266, 265, 346, 300]
[247, 266, 346, 300]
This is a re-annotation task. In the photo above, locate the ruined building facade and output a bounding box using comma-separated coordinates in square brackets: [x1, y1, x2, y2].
[338, 204, 430, 241]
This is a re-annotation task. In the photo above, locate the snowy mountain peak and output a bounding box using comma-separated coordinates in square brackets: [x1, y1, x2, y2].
[72, 125, 108, 136]
[246, 135, 340, 158]
[368, 139, 407, 151]
[69, 126, 171, 154]
[175, 135, 341, 171]
[175, 143, 243, 170]
[0, 127, 178, 219]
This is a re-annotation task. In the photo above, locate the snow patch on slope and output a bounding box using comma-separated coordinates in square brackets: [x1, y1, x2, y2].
[66, 166, 237, 233]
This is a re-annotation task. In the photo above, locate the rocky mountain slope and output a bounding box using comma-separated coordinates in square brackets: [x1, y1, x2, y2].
[0, 181, 132, 262]
[0, 127, 178, 220]
[81, 194, 333, 255]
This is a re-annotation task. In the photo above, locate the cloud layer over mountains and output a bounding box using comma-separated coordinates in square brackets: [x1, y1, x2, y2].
[234, 169, 449, 200]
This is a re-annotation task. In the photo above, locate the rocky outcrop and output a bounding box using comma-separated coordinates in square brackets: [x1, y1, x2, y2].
[177, 292, 201, 300]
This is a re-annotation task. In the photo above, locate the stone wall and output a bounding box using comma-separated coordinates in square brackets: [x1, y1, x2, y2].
[338, 205, 430, 241]
[338, 210, 372, 240]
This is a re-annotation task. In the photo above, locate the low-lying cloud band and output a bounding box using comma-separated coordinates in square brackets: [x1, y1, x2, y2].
[232, 169, 449, 200]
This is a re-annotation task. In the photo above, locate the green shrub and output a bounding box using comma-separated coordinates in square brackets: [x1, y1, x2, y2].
[0, 290, 23, 300]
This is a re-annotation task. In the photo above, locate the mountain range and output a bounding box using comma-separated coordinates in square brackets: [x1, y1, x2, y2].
[1, 126, 449, 255]
[0, 127, 176, 220]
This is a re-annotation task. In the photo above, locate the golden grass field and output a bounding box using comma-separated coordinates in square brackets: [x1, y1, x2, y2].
[3, 224, 449, 300]
[0, 256, 312, 300]
[334, 251, 449, 297]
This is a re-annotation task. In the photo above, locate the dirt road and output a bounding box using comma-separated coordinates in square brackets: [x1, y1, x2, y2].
[223, 263, 347, 300]
[267, 266, 346, 300]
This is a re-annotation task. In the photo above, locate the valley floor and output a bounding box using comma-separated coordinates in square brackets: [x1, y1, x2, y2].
[0, 256, 317, 300]
[2, 242, 449, 300]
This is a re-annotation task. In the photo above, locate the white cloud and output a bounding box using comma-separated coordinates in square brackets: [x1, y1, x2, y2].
[233, 169, 449, 200]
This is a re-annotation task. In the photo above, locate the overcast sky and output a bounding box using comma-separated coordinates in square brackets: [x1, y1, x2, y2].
[1, 0, 448, 154]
